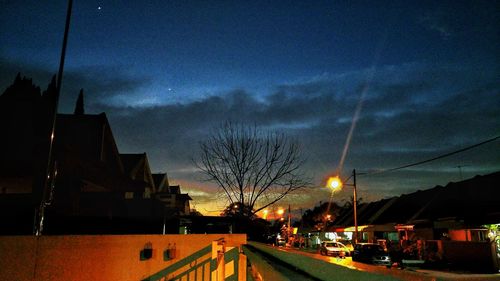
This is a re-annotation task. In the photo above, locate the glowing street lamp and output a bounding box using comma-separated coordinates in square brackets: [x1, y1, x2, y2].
[326, 169, 359, 244]
[327, 176, 342, 190]
[277, 208, 284, 216]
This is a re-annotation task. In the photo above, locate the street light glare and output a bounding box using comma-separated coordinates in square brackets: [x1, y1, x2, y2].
[327, 176, 342, 190]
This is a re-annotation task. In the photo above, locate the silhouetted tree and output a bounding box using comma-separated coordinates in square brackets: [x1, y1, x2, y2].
[220, 202, 256, 219]
[196, 122, 310, 217]
[220, 202, 271, 241]
[74, 89, 84, 115]
[301, 202, 342, 230]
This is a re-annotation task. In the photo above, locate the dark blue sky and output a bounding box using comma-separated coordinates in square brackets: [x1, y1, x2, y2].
[1, 0, 499, 214]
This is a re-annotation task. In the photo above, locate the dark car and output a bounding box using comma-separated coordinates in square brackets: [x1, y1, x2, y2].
[352, 243, 392, 267]
[319, 241, 350, 257]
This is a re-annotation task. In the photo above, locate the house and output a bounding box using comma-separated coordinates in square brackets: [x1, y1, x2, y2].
[328, 171, 500, 271]
[0, 74, 193, 234]
[331, 172, 500, 242]
[330, 197, 400, 243]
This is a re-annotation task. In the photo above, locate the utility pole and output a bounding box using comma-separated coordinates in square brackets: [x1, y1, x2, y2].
[287, 204, 291, 243]
[353, 169, 358, 244]
[35, 0, 73, 236]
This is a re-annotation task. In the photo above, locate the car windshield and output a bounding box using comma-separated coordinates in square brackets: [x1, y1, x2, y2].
[325, 242, 338, 247]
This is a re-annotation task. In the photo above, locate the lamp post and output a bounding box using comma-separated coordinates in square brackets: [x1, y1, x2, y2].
[327, 169, 359, 244]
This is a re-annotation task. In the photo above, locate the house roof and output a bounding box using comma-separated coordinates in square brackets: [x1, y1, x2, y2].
[55, 113, 148, 192]
[152, 173, 169, 192]
[176, 193, 193, 201]
[372, 186, 446, 225]
[120, 153, 155, 191]
[333, 197, 397, 227]
[169, 185, 181, 194]
[120, 154, 144, 176]
[331, 171, 500, 229]
[57, 113, 122, 169]
[409, 171, 500, 225]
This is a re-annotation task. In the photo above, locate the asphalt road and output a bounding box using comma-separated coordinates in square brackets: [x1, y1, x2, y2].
[274, 245, 500, 281]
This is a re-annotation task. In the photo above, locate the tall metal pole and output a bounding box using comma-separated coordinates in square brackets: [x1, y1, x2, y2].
[353, 169, 358, 244]
[35, 0, 73, 236]
[287, 204, 291, 242]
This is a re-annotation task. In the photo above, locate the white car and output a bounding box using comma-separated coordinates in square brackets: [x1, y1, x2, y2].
[320, 241, 350, 257]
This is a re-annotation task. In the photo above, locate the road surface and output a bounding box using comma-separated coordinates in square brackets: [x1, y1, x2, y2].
[266, 244, 500, 281]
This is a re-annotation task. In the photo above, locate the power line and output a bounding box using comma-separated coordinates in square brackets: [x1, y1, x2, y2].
[363, 135, 500, 176]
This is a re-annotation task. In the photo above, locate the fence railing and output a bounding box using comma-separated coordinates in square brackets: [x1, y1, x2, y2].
[142, 239, 243, 281]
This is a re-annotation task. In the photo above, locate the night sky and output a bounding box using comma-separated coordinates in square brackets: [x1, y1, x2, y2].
[1, 0, 499, 216]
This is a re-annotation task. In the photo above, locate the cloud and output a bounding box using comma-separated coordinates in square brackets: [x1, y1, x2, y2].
[93, 63, 499, 205]
[0, 57, 151, 114]
[2, 59, 499, 211]
[63, 65, 152, 109]
[418, 12, 454, 39]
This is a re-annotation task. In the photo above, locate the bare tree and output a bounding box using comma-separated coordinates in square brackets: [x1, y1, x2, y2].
[196, 122, 309, 216]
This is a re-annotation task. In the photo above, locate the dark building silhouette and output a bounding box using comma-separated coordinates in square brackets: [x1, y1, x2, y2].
[0, 74, 192, 234]
[73, 89, 84, 115]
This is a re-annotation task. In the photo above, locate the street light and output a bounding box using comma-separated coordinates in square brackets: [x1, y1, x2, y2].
[326, 169, 359, 244]
[327, 176, 342, 189]
[262, 209, 269, 220]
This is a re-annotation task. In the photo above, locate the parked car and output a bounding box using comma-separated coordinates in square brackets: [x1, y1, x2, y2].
[337, 239, 354, 253]
[319, 241, 350, 257]
[276, 238, 286, 247]
[352, 243, 392, 267]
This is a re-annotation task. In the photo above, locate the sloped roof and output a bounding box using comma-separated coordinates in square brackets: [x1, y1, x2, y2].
[120, 154, 145, 177]
[57, 113, 121, 168]
[176, 193, 193, 201]
[358, 198, 393, 225]
[331, 171, 500, 228]
[152, 173, 169, 192]
[55, 113, 146, 193]
[120, 153, 155, 191]
[169, 185, 181, 194]
[331, 205, 354, 227]
[373, 186, 445, 225]
[409, 171, 500, 225]
[333, 197, 397, 227]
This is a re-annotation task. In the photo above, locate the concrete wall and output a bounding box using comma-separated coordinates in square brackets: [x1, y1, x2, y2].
[0, 234, 246, 281]
[442, 240, 499, 272]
